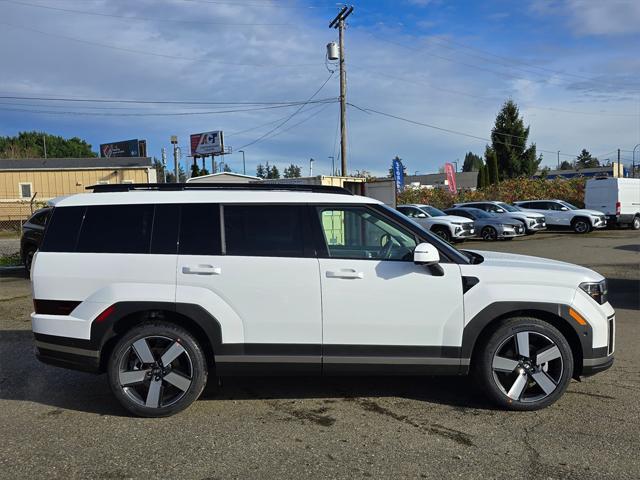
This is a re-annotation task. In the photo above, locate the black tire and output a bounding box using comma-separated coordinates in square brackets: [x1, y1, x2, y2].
[632, 216, 640, 230]
[481, 226, 498, 241]
[572, 217, 591, 234]
[23, 245, 36, 272]
[432, 227, 451, 243]
[473, 317, 574, 411]
[107, 321, 208, 417]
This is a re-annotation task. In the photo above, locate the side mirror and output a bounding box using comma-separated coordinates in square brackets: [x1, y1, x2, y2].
[495, 208, 505, 213]
[417, 213, 428, 218]
[560, 206, 569, 211]
[414, 242, 440, 265]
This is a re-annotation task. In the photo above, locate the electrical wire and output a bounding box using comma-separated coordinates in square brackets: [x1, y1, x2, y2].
[0, 95, 337, 106]
[0, 0, 293, 25]
[237, 72, 335, 149]
[0, 21, 319, 68]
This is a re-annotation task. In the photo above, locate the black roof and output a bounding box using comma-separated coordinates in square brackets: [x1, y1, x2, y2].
[0, 157, 152, 170]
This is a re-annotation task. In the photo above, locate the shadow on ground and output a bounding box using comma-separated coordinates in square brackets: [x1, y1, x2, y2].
[0, 330, 492, 417]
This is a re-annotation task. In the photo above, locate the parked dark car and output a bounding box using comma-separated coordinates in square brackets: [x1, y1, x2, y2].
[444, 207, 525, 241]
[20, 207, 51, 271]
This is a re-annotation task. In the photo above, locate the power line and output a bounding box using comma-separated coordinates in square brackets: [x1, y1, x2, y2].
[349, 102, 580, 158]
[237, 72, 335, 150]
[0, 21, 319, 68]
[0, 100, 336, 116]
[0, 95, 336, 106]
[1, 0, 293, 25]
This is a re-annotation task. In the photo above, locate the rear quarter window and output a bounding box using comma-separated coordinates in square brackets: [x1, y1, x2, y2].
[40, 206, 85, 252]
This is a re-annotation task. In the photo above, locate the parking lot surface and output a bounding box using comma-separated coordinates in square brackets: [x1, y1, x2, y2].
[1, 229, 638, 480]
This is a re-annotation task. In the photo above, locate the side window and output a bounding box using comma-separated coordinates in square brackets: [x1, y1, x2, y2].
[474, 204, 489, 212]
[317, 206, 417, 261]
[40, 206, 85, 252]
[151, 204, 180, 254]
[531, 201, 549, 210]
[179, 203, 221, 255]
[223, 205, 307, 257]
[484, 204, 499, 213]
[398, 207, 420, 218]
[77, 205, 154, 253]
[29, 209, 49, 226]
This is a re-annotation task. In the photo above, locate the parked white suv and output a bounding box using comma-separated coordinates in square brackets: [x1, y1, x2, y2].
[513, 200, 607, 233]
[397, 204, 475, 242]
[454, 201, 546, 235]
[31, 184, 614, 417]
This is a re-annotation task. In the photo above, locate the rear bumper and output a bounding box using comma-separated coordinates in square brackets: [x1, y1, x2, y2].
[606, 214, 635, 226]
[34, 333, 101, 373]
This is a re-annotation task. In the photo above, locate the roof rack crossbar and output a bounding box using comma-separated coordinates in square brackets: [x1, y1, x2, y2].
[85, 182, 354, 195]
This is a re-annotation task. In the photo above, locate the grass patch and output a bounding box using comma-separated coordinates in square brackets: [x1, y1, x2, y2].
[0, 252, 22, 266]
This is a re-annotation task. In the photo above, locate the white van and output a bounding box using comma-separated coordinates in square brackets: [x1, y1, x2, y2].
[585, 178, 640, 229]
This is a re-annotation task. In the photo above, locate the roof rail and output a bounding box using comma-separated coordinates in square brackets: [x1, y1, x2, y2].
[85, 182, 354, 195]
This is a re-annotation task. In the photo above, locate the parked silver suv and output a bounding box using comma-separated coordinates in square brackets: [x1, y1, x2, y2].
[454, 201, 546, 235]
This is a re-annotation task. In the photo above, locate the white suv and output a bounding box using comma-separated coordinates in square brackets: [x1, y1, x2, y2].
[513, 200, 607, 233]
[31, 184, 615, 417]
[397, 204, 475, 242]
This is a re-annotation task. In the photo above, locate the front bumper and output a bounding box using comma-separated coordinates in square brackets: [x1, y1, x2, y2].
[499, 225, 525, 237]
[591, 216, 607, 229]
[527, 219, 547, 231]
[582, 355, 614, 376]
[452, 225, 475, 239]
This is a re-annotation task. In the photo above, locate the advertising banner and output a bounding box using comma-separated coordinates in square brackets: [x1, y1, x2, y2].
[444, 163, 457, 194]
[190, 131, 224, 157]
[392, 157, 405, 192]
[100, 139, 141, 158]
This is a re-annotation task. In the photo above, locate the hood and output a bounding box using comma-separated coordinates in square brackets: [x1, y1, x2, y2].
[481, 217, 522, 226]
[435, 214, 473, 224]
[464, 249, 604, 284]
[505, 211, 545, 220]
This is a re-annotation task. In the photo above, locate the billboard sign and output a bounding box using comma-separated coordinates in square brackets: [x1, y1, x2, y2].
[100, 139, 142, 158]
[392, 157, 405, 192]
[190, 131, 224, 157]
[444, 163, 457, 194]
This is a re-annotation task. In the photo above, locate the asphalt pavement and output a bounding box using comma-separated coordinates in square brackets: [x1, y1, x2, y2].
[0, 229, 638, 480]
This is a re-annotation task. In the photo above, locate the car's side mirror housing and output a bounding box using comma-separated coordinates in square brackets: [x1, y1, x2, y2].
[417, 213, 428, 218]
[495, 208, 505, 213]
[414, 242, 440, 265]
[560, 206, 569, 211]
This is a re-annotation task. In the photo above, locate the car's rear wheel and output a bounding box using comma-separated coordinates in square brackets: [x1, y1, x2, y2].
[23, 245, 36, 272]
[572, 217, 591, 233]
[632, 216, 640, 230]
[107, 321, 208, 417]
[481, 226, 498, 241]
[474, 317, 573, 410]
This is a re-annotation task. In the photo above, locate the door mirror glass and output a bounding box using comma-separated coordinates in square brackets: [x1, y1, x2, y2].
[413, 242, 440, 265]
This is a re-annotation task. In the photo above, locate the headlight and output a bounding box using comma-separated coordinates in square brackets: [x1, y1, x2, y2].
[579, 280, 608, 305]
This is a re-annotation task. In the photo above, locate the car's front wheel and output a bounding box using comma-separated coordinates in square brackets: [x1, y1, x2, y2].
[632, 216, 640, 230]
[572, 217, 591, 234]
[481, 226, 498, 241]
[107, 321, 208, 417]
[474, 317, 574, 410]
[432, 227, 451, 243]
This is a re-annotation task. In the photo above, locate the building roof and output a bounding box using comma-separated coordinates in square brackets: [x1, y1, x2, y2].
[186, 172, 260, 182]
[533, 166, 616, 178]
[0, 157, 152, 170]
[405, 171, 479, 190]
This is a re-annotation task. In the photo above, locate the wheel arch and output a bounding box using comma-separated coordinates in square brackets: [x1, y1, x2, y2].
[93, 302, 222, 371]
[463, 302, 589, 377]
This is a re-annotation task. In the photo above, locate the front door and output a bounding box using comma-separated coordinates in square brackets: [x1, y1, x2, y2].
[315, 205, 465, 374]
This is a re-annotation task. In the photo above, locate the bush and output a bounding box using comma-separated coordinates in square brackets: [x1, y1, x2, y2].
[398, 177, 586, 210]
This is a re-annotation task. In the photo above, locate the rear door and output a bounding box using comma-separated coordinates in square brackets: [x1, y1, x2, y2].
[314, 205, 464, 373]
[176, 203, 322, 373]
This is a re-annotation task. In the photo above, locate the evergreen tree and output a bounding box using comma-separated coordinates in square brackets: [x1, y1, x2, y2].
[388, 155, 407, 177]
[476, 164, 485, 189]
[575, 149, 599, 169]
[267, 164, 280, 179]
[482, 164, 490, 187]
[559, 160, 573, 170]
[152, 157, 166, 183]
[256, 163, 267, 179]
[166, 164, 186, 183]
[462, 152, 483, 172]
[490, 100, 540, 178]
[0, 131, 96, 158]
[283, 164, 302, 178]
[485, 146, 499, 184]
[223, 163, 232, 172]
[190, 162, 200, 178]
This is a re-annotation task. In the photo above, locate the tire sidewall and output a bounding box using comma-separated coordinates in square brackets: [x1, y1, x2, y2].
[572, 218, 590, 234]
[632, 216, 640, 230]
[475, 318, 574, 411]
[433, 227, 451, 242]
[482, 226, 497, 241]
[107, 322, 208, 417]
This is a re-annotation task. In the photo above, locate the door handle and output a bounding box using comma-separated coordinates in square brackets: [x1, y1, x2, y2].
[326, 269, 364, 279]
[182, 265, 222, 275]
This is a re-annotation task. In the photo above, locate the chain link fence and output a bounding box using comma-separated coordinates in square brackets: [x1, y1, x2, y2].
[0, 193, 49, 265]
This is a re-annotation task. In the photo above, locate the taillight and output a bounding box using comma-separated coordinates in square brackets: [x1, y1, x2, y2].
[615, 201, 621, 215]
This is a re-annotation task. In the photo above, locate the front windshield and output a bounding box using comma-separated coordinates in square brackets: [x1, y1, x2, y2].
[419, 206, 446, 217]
[559, 201, 578, 210]
[379, 205, 470, 264]
[497, 202, 520, 212]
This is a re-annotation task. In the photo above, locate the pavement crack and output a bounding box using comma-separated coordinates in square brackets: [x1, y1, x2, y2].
[267, 400, 336, 427]
[566, 390, 615, 400]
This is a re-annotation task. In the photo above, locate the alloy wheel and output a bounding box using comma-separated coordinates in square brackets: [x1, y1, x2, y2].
[633, 217, 640, 230]
[491, 331, 563, 403]
[118, 335, 193, 409]
[574, 220, 589, 233]
[482, 227, 497, 241]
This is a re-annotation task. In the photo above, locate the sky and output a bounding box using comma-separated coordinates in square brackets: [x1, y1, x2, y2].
[0, 0, 639, 177]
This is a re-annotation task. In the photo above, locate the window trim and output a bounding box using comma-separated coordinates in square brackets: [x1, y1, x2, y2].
[18, 182, 33, 199]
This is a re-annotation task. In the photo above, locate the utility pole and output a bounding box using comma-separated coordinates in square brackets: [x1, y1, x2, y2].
[309, 158, 315, 176]
[170, 136, 178, 182]
[557, 150, 560, 169]
[161, 147, 167, 183]
[43, 135, 47, 159]
[328, 156, 334, 176]
[632, 144, 640, 179]
[329, 5, 353, 177]
[617, 148, 621, 177]
[239, 150, 246, 175]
